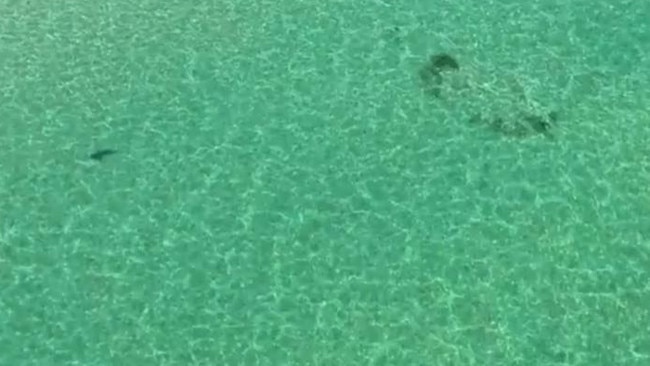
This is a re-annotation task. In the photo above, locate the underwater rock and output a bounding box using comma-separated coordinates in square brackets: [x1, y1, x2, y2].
[419, 53, 460, 97]
[470, 110, 558, 138]
[419, 53, 559, 139]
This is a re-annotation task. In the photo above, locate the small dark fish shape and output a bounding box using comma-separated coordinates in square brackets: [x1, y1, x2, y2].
[89, 149, 118, 161]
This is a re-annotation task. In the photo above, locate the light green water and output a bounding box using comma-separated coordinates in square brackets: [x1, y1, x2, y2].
[1, 0, 649, 365]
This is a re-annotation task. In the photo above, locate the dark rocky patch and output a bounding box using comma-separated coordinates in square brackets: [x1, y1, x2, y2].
[419, 53, 460, 97]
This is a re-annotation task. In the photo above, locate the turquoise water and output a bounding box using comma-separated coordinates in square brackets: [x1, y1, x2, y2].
[1, 1, 649, 364]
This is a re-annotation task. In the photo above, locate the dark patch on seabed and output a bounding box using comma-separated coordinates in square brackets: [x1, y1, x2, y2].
[419, 52, 559, 139]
